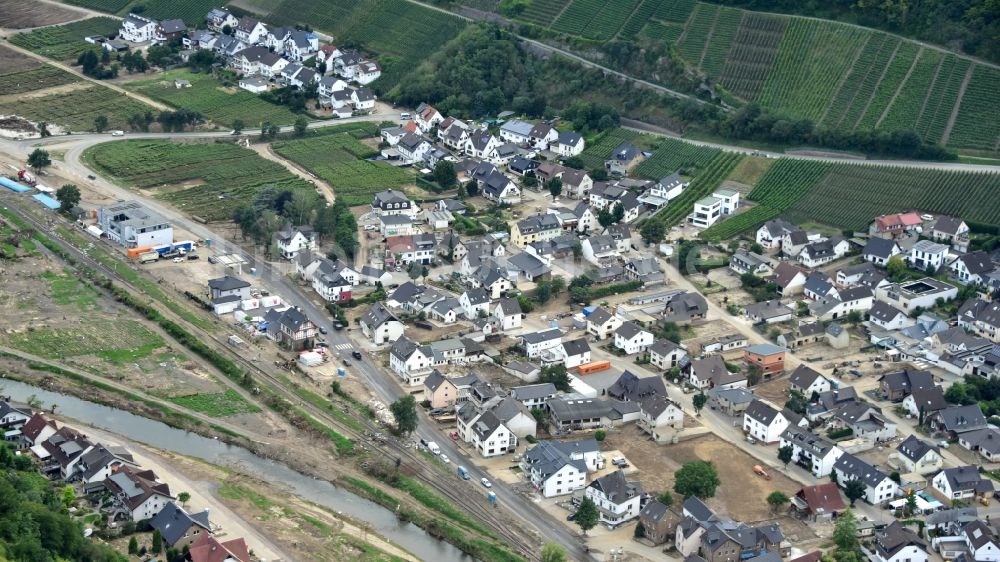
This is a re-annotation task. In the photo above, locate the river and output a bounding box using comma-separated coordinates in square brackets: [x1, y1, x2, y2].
[2, 378, 469, 562]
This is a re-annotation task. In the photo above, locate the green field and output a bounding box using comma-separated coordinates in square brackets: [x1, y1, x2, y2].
[169, 389, 262, 417]
[10, 17, 119, 61]
[272, 133, 413, 206]
[6, 319, 164, 361]
[83, 140, 315, 221]
[0, 84, 155, 132]
[262, 0, 467, 88]
[641, 151, 743, 228]
[63, 0, 133, 12]
[0, 65, 77, 95]
[41, 270, 101, 311]
[703, 159, 1000, 238]
[633, 137, 720, 177]
[552, 0, 642, 41]
[139, 0, 222, 24]
[125, 70, 303, 127]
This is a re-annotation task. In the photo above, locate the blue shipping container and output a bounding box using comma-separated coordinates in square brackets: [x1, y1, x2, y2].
[32, 193, 60, 210]
[0, 177, 31, 193]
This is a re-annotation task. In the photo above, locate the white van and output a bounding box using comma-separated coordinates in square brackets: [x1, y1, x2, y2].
[400, 112, 411, 120]
[110, 130, 125, 136]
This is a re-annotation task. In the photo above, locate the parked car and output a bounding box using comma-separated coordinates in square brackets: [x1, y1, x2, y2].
[480, 477, 492, 488]
[439, 454, 450, 464]
[318, 326, 328, 334]
[186, 254, 199, 260]
[429, 408, 443, 416]
[87, 174, 96, 180]
[172, 257, 183, 263]
[343, 359, 351, 366]
[352, 351, 363, 360]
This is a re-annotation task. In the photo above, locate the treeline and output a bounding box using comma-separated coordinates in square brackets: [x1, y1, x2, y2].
[232, 187, 358, 260]
[0, 444, 126, 562]
[705, 0, 1000, 65]
[122, 109, 202, 133]
[392, 23, 954, 160]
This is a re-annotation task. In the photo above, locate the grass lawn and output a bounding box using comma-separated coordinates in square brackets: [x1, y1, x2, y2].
[40, 270, 101, 311]
[168, 389, 262, 417]
[6, 319, 164, 361]
[125, 69, 303, 127]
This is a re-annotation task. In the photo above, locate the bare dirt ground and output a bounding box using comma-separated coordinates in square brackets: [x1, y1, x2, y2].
[604, 428, 813, 532]
[0, 45, 41, 73]
[0, 0, 87, 30]
[752, 375, 791, 405]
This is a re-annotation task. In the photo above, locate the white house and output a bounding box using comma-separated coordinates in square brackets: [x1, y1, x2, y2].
[649, 339, 686, 371]
[908, 240, 950, 272]
[494, 297, 523, 331]
[863, 237, 902, 266]
[799, 237, 850, 268]
[520, 438, 602, 498]
[372, 189, 418, 218]
[788, 365, 832, 396]
[960, 521, 1000, 562]
[834, 453, 899, 505]
[459, 288, 491, 320]
[874, 521, 928, 562]
[396, 133, 431, 163]
[560, 338, 592, 369]
[581, 235, 619, 265]
[950, 251, 995, 286]
[275, 225, 315, 260]
[584, 470, 644, 528]
[414, 103, 443, 133]
[868, 300, 914, 331]
[587, 307, 623, 340]
[614, 321, 654, 355]
[499, 120, 534, 145]
[234, 16, 268, 44]
[780, 426, 845, 479]
[521, 328, 562, 358]
[743, 400, 800, 444]
[892, 435, 943, 475]
[756, 219, 798, 250]
[554, 131, 585, 157]
[351, 87, 376, 112]
[105, 467, 174, 522]
[469, 412, 516, 457]
[360, 303, 405, 345]
[120, 13, 157, 43]
[931, 466, 992, 501]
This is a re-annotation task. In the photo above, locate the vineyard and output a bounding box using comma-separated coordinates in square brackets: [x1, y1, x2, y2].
[717, 12, 787, 101]
[126, 70, 302, 127]
[578, 128, 642, 169]
[272, 133, 414, 206]
[633, 138, 720, 177]
[62, 0, 132, 13]
[9, 17, 118, 60]
[138, 0, 223, 25]
[640, 152, 742, 229]
[702, 159, 1000, 238]
[0, 65, 76, 95]
[0, 85, 153, 132]
[265, 0, 467, 88]
[519, 0, 570, 26]
[551, 0, 641, 41]
[83, 140, 315, 221]
[819, 33, 897, 130]
[946, 65, 1000, 151]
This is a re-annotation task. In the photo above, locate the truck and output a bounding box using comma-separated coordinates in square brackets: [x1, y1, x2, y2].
[139, 251, 159, 264]
[16, 169, 36, 186]
[457, 466, 470, 480]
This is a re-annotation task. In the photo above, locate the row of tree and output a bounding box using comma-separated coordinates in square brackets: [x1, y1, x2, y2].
[232, 188, 357, 260]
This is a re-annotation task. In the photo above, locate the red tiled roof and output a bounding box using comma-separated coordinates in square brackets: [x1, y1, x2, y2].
[188, 533, 250, 562]
[797, 482, 846, 515]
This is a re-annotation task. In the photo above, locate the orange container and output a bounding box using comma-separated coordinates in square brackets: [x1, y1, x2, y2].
[577, 361, 611, 375]
[126, 246, 153, 258]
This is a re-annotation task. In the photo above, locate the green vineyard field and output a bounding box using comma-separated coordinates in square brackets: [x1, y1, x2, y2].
[0, 65, 77, 95]
[0, 84, 153, 132]
[10, 17, 118, 61]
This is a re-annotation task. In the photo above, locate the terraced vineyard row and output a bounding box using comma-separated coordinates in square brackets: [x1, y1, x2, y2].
[676, 3, 717, 67]
[878, 50, 943, 133]
[620, 0, 661, 39]
[820, 33, 894, 130]
[947, 64, 1000, 151]
[0, 85, 153, 132]
[139, 0, 225, 25]
[756, 18, 869, 122]
[654, 0, 695, 22]
[855, 41, 921, 131]
[640, 21, 683, 41]
[633, 138, 720, 178]
[519, 0, 571, 26]
[642, 152, 742, 228]
[717, 12, 787, 101]
[914, 54, 971, 144]
[699, 7, 741, 77]
[63, 0, 132, 12]
[552, 0, 641, 40]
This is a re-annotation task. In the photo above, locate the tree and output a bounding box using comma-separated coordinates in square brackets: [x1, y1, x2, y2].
[904, 489, 918, 516]
[656, 491, 673, 506]
[778, 445, 793, 467]
[283, 190, 317, 225]
[611, 201, 624, 223]
[844, 479, 865, 506]
[56, 184, 81, 213]
[466, 181, 478, 197]
[293, 116, 308, 137]
[747, 364, 762, 386]
[432, 160, 457, 188]
[766, 491, 789, 511]
[232, 119, 245, 134]
[574, 497, 599, 534]
[27, 148, 51, 173]
[523, 171, 538, 188]
[845, 310, 863, 324]
[177, 492, 191, 505]
[152, 529, 163, 554]
[222, 24, 233, 35]
[641, 220, 666, 242]
[408, 262, 426, 281]
[390, 395, 418, 435]
[597, 207, 614, 228]
[38, 121, 51, 137]
[61, 485, 76, 508]
[93, 114, 109, 133]
[673, 461, 721, 498]
[128, 537, 138, 555]
[634, 521, 646, 538]
[886, 255, 907, 281]
[832, 509, 859, 552]
[692, 392, 707, 415]
[545, 177, 562, 198]
[540, 543, 567, 562]
[539, 364, 571, 392]
[594, 430, 606, 441]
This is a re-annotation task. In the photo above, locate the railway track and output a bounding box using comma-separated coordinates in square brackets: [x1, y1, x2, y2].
[1, 197, 540, 559]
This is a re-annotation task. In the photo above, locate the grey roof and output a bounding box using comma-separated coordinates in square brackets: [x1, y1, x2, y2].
[472, 410, 505, 441]
[869, 300, 907, 323]
[925, 507, 979, 528]
[390, 336, 422, 361]
[615, 320, 647, 341]
[744, 300, 791, 320]
[588, 307, 615, 326]
[683, 496, 714, 522]
[936, 465, 991, 494]
[880, 368, 935, 395]
[640, 500, 670, 523]
[495, 296, 522, 316]
[908, 387, 947, 414]
[804, 272, 835, 296]
[956, 251, 995, 275]
[380, 214, 413, 226]
[516, 214, 561, 235]
[781, 426, 838, 457]
[864, 237, 899, 259]
[159, 19, 187, 33]
[511, 383, 556, 401]
[522, 439, 595, 479]
[500, 120, 535, 137]
[934, 216, 966, 235]
[373, 189, 411, 207]
[744, 400, 781, 425]
[761, 218, 797, 238]
[877, 521, 926, 559]
[708, 387, 756, 406]
[608, 370, 666, 402]
[150, 501, 210, 547]
[896, 435, 937, 463]
[834, 453, 890, 488]
[208, 275, 250, 292]
[588, 469, 643, 504]
[424, 370, 447, 392]
[789, 365, 825, 390]
[508, 251, 550, 278]
[960, 427, 1000, 455]
[558, 131, 582, 146]
[562, 337, 590, 357]
[522, 327, 562, 344]
[745, 343, 786, 355]
[649, 339, 680, 357]
[912, 239, 949, 254]
[936, 405, 988, 432]
[464, 287, 490, 305]
[363, 302, 401, 329]
[609, 143, 643, 163]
